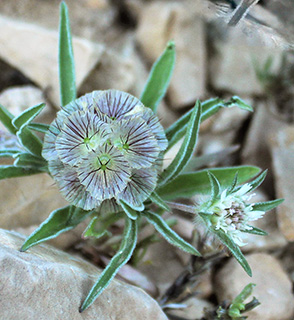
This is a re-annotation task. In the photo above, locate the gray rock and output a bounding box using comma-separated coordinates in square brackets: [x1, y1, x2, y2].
[209, 22, 282, 95]
[0, 15, 105, 106]
[270, 126, 294, 241]
[136, 0, 206, 108]
[0, 228, 168, 320]
[215, 253, 294, 320]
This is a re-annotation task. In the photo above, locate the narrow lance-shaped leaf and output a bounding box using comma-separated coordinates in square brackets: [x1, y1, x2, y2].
[0, 165, 42, 180]
[28, 123, 50, 133]
[80, 218, 138, 312]
[149, 192, 170, 212]
[242, 226, 267, 236]
[59, 1, 76, 106]
[144, 211, 201, 256]
[20, 206, 92, 252]
[159, 101, 202, 185]
[157, 166, 261, 200]
[214, 228, 252, 276]
[207, 171, 221, 205]
[140, 41, 175, 112]
[12, 103, 46, 129]
[247, 170, 267, 193]
[0, 150, 21, 158]
[119, 200, 139, 220]
[0, 104, 16, 134]
[252, 199, 284, 212]
[17, 125, 43, 157]
[165, 97, 223, 150]
[14, 153, 48, 170]
[165, 96, 253, 151]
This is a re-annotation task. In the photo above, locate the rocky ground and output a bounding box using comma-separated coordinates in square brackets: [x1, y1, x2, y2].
[0, 1, 294, 319]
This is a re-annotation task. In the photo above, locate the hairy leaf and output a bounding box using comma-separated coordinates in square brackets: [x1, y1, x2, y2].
[80, 218, 138, 312]
[140, 41, 175, 112]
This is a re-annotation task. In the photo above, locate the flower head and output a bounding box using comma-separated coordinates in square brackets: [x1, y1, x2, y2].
[43, 90, 168, 211]
[205, 183, 264, 246]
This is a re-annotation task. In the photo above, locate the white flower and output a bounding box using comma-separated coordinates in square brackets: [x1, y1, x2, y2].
[206, 184, 264, 246]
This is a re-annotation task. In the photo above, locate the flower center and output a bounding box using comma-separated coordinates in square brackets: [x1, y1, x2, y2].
[97, 154, 111, 171]
[223, 201, 245, 229]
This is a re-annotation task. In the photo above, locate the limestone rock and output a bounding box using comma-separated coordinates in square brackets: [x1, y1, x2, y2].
[215, 253, 294, 320]
[0, 15, 105, 106]
[270, 126, 294, 241]
[136, 1, 206, 108]
[0, 228, 168, 320]
[0, 174, 67, 229]
[0, 0, 115, 41]
[209, 23, 281, 95]
[0, 85, 55, 126]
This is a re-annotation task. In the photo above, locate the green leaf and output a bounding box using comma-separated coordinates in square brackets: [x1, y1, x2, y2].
[247, 170, 267, 193]
[229, 283, 256, 318]
[140, 41, 175, 112]
[149, 192, 170, 212]
[59, 1, 76, 106]
[159, 101, 202, 185]
[0, 104, 16, 134]
[207, 171, 221, 204]
[0, 150, 21, 158]
[144, 211, 201, 256]
[229, 96, 253, 112]
[242, 226, 267, 236]
[21, 206, 92, 252]
[17, 126, 43, 157]
[119, 200, 139, 220]
[226, 172, 239, 195]
[28, 123, 50, 133]
[14, 153, 48, 170]
[252, 199, 284, 212]
[0, 165, 42, 180]
[165, 97, 223, 150]
[83, 213, 123, 239]
[12, 103, 46, 129]
[214, 229, 252, 276]
[80, 218, 138, 312]
[157, 166, 261, 200]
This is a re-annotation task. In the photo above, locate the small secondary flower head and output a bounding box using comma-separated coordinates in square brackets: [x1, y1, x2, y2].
[196, 172, 275, 247]
[205, 183, 264, 246]
[42, 90, 167, 211]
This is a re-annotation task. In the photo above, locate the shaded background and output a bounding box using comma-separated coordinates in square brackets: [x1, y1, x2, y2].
[0, 1, 294, 319]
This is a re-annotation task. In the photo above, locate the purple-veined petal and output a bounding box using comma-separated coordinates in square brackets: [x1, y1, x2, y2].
[77, 144, 131, 201]
[42, 117, 63, 161]
[98, 199, 121, 215]
[49, 160, 101, 210]
[111, 118, 160, 169]
[93, 90, 144, 120]
[117, 168, 158, 209]
[55, 110, 110, 166]
[141, 108, 168, 151]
